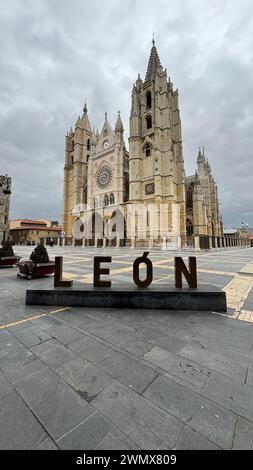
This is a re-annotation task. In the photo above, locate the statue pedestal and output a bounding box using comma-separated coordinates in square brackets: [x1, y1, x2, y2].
[26, 283, 227, 312]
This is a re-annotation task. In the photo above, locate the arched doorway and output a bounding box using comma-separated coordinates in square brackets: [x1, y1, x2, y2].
[108, 209, 126, 247]
[87, 212, 104, 247]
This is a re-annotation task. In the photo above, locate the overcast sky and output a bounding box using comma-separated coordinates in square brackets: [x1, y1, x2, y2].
[0, 0, 252, 228]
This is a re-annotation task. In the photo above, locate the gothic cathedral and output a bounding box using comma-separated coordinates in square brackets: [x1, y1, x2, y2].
[62, 41, 223, 247]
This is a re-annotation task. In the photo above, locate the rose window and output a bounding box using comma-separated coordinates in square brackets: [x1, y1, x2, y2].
[96, 165, 113, 190]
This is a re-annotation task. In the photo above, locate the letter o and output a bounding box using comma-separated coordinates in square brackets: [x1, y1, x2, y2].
[133, 252, 153, 288]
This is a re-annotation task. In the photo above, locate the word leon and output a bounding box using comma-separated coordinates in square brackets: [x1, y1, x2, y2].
[54, 253, 197, 289]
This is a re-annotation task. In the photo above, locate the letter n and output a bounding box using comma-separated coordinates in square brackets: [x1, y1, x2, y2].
[174, 257, 197, 288]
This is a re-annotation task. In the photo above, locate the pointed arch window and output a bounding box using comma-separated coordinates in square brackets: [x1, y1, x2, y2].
[146, 115, 152, 130]
[145, 144, 151, 157]
[186, 219, 193, 237]
[186, 183, 194, 210]
[146, 91, 152, 109]
[109, 193, 114, 205]
[95, 196, 103, 208]
[87, 139, 90, 150]
[104, 194, 109, 206]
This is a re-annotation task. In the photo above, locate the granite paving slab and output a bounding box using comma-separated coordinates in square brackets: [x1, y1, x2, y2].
[68, 335, 115, 365]
[98, 350, 158, 393]
[56, 412, 113, 450]
[175, 427, 221, 450]
[56, 358, 113, 402]
[179, 343, 248, 382]
[93, 380, 183, 449]
[0, 391, 49, 450]
[233, 417, 253, 450]
[144, 346, 211, 389]
[15, 368, 95, 440]
[143, 375, 237, 449]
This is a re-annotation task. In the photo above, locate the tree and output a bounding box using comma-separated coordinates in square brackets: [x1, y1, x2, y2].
[0, 240, 14, 257]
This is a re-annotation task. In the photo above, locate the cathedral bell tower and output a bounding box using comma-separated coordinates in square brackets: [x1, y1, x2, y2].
[63, 103, 92, 236]
[129, 40, 186, 242]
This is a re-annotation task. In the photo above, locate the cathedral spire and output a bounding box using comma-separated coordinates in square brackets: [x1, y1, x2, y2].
[197, 147, 204, 164]
[115, 111, 124, 133]
[194, 170, 200, 184]
[205, 158, 211, 173]
[145, 40, 162, 82]
[75, 115, 83, 127]
[82, 102, 92, 132]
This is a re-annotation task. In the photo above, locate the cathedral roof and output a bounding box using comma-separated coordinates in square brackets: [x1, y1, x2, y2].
[95, 112, 115, 152]
[145, 40, 163, 82]
[101, 112, 114, 133]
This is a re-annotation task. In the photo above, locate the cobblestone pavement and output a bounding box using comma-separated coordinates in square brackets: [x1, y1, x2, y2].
[1, 246, 253, 450]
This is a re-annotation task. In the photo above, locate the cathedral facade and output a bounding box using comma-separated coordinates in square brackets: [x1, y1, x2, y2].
[62, 42, 222, 247]
[186, 148, 223, 239]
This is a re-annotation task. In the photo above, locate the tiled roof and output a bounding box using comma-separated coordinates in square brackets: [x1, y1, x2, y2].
[20, 220, 47, 225]
[10, 227, 61, 232]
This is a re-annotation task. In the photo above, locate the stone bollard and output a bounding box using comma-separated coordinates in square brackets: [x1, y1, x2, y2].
[161, 236, 167, 251]
[177, 235, 182, 250]
[194, 235, 200, 251]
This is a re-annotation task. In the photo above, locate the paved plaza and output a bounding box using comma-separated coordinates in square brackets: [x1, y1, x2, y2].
[1, 246, 253, 449]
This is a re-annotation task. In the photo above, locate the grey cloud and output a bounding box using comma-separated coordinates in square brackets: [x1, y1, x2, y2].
[0, 0, 252, 227]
